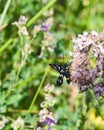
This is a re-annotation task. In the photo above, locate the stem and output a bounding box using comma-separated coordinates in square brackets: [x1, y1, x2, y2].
[16, 33, 35, 78]
[4, 35, 36, 98]
[4, 72, 36, 100]
[20, 35, 23, 45]
[15, 35, 26, 80]
[0, 38, 13, 54]
[30, 35, 36, 45]
[28, 67, 49, 112]
[17, 75, 36, 88]
[0, 0, 11, 26]
[16, 55, 27, 81]
[27, 0, 57, 27]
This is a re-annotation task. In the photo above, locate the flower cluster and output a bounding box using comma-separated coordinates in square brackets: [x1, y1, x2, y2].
[34, 0, 55, 58]
[71, 31, 104, 98]
[32, 16, 55, 59]
[38, 17, 55, 59]
[36, 84, 57, 130]
[33, 25, 41, 37]
[0, 116, 9, 129]
[21, 43, 33, 57]
[12, 15, 28, 36]
[13, 14, 55, 59]
[12, 15, 33, 69]
[11, 117, 24, 130]
[41, 17, 53, 32]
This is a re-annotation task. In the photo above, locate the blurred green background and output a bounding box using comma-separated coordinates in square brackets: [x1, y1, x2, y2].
[0, 0, 104, 130]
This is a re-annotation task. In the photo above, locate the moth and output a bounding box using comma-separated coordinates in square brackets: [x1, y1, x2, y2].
[49, 63, 71, 86]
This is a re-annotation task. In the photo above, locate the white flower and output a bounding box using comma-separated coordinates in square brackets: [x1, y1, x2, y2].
[91, 31, 98, 36]
[12, 15, 28, 27]
[36, 127, 44, 130]
[44, 84, 54, 92]
[22, 43, 33, 57]
[11, 117, 24, 130]
[18, 26, 28, 36]
[32, 24, 41, 37]
[39, 108, 49, 122]
[0, 116, 9, 129]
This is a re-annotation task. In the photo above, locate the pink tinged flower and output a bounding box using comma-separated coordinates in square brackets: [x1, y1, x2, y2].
[12, 15, 28, 36]
[94, 84, 104, 98]
[91, 31, 98, 36]
[47, 47, 54, 52]
[41, 24, 49, 32]
[41, 18, 53, 31]
[98, 45, 104, 55]
[33, 25, 41, 36]
[18, 15, 28, 25]
[71, 30, 104, 98]
[12, 15, 28, 27]
[97, 61, 103, 71]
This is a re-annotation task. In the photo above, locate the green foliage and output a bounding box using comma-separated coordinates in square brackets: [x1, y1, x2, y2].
[0, 0, 104, 130]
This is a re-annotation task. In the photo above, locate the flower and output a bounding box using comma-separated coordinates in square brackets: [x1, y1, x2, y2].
[40, 85, 57, 108]
[37, 16, 55, 58]
[44, 84, 54, 93]
[39, 31, 55, 58]
[41, 18, 53, 32]
[39, 108, 49, 122]
[12, 15, 28, 27]
[42, 117, 57, 130]
[18, 26, 28, 36]
[12, 15, 28, 36]
[22, 43, 33, 57]
[36, 127, 45, 130]
[71, 30, 104, 98]
[11, 117, 24, 130]
[37, 84, 57, 129]
[40, 93, 57, 108]
[94, 83, 104, 98]
[33, 25, 41, 37]
[0, 116, 9, 129]
[39, 110, 57, 130]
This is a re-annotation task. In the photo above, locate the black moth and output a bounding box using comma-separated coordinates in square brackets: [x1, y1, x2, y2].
[49, 63, 71, 86]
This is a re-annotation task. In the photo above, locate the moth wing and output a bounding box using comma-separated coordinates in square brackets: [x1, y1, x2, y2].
[56, 75, 64, 86]
[49, 64, 63, 72]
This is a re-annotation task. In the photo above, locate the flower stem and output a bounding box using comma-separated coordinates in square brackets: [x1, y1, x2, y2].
[0, 38, 13, 54]
[28, 67, 50, 112]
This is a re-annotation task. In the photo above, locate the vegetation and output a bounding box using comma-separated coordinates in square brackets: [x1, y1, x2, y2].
[0, 0, 104, 130]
